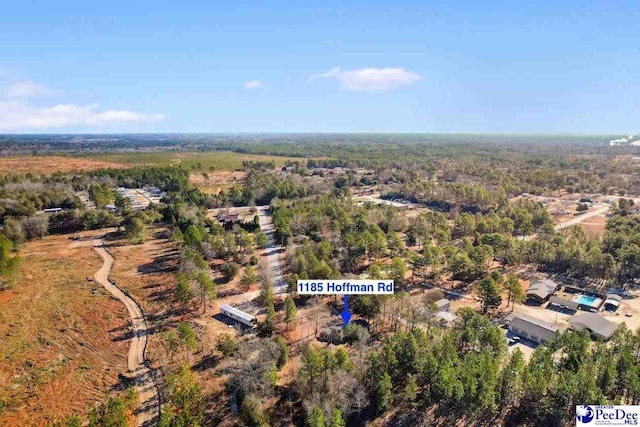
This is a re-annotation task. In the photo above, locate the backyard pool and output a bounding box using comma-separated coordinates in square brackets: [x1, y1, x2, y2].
[572, 294, 603, 309]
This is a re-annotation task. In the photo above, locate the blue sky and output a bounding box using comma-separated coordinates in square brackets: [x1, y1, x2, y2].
[1, 1, 639, 133]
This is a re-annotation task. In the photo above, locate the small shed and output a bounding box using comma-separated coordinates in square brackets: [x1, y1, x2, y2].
[434, 311, 456, 324]
[435, 298, 451, 311]
[43, 207, 63, 213]
[603, 294, 622, 312]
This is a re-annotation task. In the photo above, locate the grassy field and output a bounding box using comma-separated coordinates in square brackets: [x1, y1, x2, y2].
[0, 232, 129, 426]
[81, 151, 308, 171]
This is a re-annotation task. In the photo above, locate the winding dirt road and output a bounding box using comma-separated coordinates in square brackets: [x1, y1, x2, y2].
[93, 242, 160, 426]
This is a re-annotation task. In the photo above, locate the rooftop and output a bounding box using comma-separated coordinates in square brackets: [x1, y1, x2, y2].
[220, 304, 256, 323]
[605, 293, 623, 302]
[510, 314, 560, 342]
[435, 298, 451, 309]
[548, 295, 579, 311]
[526, 279, 558, 300]
[218, 213, 240, 222]
[569, 313, 617, 340]
[435, 311, 456, 323]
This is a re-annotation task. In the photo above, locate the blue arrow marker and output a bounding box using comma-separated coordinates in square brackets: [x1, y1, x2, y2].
[341, 294, 352, 327]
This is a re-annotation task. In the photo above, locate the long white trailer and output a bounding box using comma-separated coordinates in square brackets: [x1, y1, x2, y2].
[220, 304, 256, 327]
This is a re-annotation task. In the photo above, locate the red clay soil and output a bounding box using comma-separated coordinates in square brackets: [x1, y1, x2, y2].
[0, 233, 129, 426]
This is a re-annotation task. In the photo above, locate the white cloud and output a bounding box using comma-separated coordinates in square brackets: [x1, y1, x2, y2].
[5, 80, 58, 98]
[310, 67, 422, 91]
[244, 80, 262, 90]
[0, 101, 166, 131]
[0, 79, 166, 131]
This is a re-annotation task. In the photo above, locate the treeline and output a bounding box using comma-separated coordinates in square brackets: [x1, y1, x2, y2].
[491, 208, 638, 282]
[0, 166, 203, 244]
[167, 211, 267, 312]
[242, 160, 275, 170]
[357, 309, 637, 426]
[235, 139, 640, 197]
[216, 170, 330, 206]
[271, 195, 557, 284]
[220, 306, 640, 426]
[269, 192, 639, 286]
[0, 181, 83, 220]
[86, 166, 190, 192]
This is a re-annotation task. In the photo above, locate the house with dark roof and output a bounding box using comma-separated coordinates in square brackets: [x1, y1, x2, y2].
[526, 279, 559, 304]
[547, 295, 579, 312]
[509, 314, 561, 344]
[569, 313, 617, 341]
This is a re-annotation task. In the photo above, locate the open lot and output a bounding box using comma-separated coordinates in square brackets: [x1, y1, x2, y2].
[0, 232, 129, 426]
[578, 213, 607, 237]
[0, 156, 127, 175]
[190, 170, 246, 194]
[207, 206, 258, 222]
[106, 227, 181, 366]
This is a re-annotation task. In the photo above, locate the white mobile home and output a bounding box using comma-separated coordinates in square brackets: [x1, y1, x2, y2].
[220, 305, 256, 327]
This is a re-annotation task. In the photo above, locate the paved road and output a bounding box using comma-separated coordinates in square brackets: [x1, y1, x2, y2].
[257, 206, 288, 294]
[93, 242, 160, 426]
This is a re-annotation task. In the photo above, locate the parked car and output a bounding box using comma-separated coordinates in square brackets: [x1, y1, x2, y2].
[508, 336, 521, 345]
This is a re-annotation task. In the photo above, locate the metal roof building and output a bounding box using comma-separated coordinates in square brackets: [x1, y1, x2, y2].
[548, 295, 579, 311]
[509, 314, 560, 344]
[569, 313, 617, 341]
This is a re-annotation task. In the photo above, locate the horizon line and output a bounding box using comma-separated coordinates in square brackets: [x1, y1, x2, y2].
[0, 131, 636, 136]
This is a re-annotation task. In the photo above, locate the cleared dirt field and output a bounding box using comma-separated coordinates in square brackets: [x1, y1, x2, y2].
[0, 232, 129, 426]
[190, 170, 246, 194]
[106, 227, 180, 367]
[578, 214, 607, 237]
[0, 156, 127, 175]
